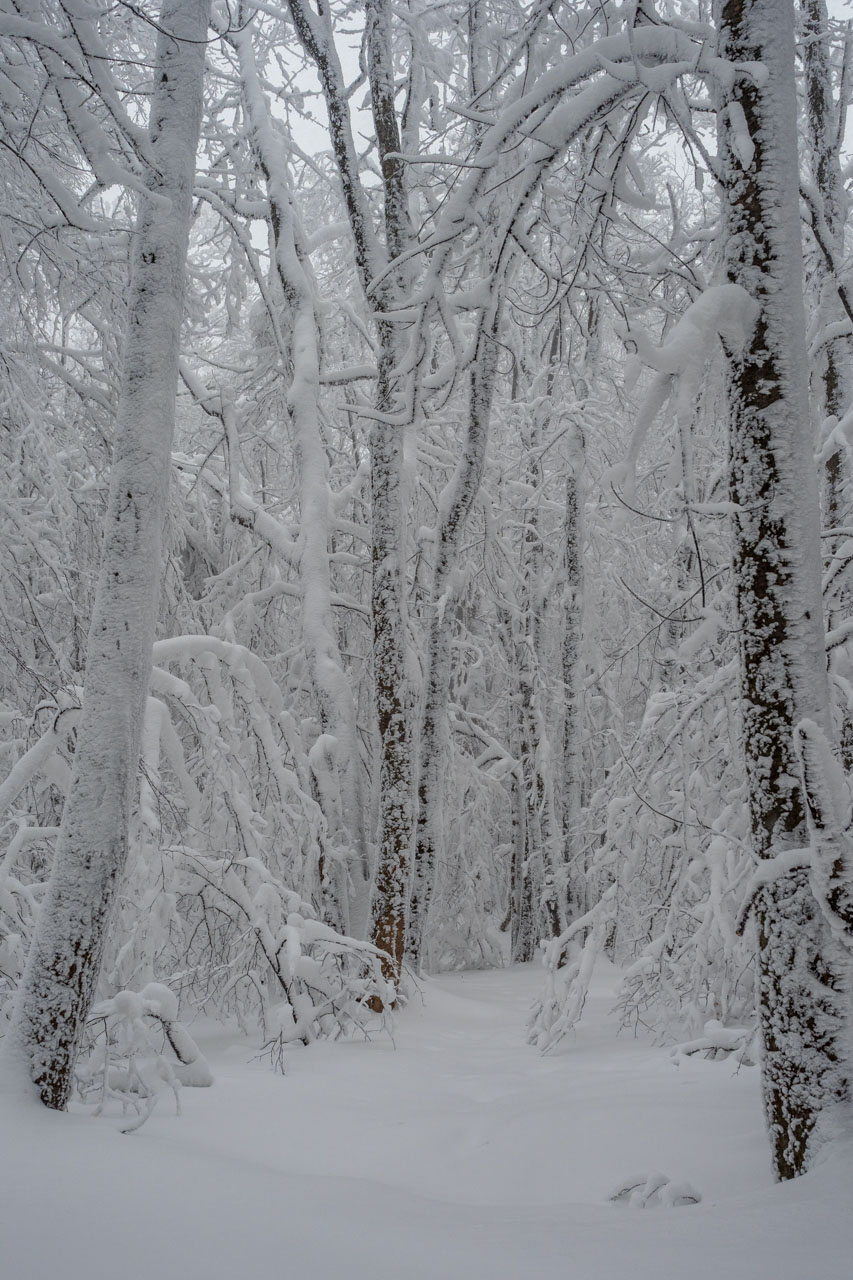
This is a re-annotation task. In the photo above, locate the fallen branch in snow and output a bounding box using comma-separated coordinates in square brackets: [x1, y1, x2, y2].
[609, 1171, 702, 1208]
[670, 1019, 757, 1066]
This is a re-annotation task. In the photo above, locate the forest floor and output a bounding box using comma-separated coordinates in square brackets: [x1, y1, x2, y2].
[2, 960, 851, 1279]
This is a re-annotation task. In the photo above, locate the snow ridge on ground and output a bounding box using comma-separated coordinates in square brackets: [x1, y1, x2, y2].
[2, 962, 850, 1279]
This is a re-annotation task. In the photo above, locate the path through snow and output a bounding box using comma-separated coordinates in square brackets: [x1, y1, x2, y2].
[2, 961, 850, 1278]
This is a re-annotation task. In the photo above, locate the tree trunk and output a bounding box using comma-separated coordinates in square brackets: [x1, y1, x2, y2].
[285, 0, 416, 981]
[1, 0, 209, 1107]
[368, 328, 414, 978]
[560, 421, 586, 922]
[509, 768, 537, 963]
[519, 331, 564, 943]
[716, 0, 848, 1179]
[408, 310, 499, 967]
[361, 0, 418, 981]
[236, 27, 370, 936]
[801, 0, 853, 767]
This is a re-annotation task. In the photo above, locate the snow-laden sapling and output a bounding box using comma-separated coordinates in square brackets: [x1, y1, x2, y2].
[76, 983, 211, 1133]
[173, 851, 396, 1059]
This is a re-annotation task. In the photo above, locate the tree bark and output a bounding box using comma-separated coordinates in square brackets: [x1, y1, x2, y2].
[1, 0, 209, 1107]
[716, 0, 848, 1179]
[285, 0, 416, 980]
[361, 0, 417, 980]
[408, 309, 499, 967]
[236, 26, 370, 936]
[801, 0, 853, 766]
[560, 420, 586, 922]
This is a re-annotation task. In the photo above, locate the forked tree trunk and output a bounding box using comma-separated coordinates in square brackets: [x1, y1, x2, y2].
[285, 0, 416, 979]
[716, 0, 848, 1179]
[236, 28, 370, 936]
[1, 0, 209, 1107]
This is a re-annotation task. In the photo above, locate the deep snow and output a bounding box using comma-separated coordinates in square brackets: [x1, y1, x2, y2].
[2, 961, 850, 1279]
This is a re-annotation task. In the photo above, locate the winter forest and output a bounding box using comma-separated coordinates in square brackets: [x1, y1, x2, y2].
[1, 0, 852, 1275]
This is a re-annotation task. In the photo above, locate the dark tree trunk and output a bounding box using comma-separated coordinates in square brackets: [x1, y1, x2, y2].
[716, 0, 848, 1179]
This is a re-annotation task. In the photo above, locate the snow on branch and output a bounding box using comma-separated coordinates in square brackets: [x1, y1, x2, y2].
[527, 886, 616, 1053]
[611, 284, 759, 503]
[795, 719, 853, 947]
[77, 983, 212, 1132]
[406, 23, 767, 320]
[734, 847, 811, 935]
[733, 721, 853, 948]
[670, 1019, 756, 1067]
[0, 707, 79, 823]
[174, 850, 395, 1050]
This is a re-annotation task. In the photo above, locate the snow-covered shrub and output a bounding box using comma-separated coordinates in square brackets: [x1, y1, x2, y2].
[1, 637, 395, 1055]
[424, 721, 513, 972]
[530, 576, 755, 1052]
[76, 983, 212, 1132]
[170, 850, 395, 1047]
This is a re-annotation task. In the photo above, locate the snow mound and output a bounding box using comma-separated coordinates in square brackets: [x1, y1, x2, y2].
[609, 1171, 702, 1208]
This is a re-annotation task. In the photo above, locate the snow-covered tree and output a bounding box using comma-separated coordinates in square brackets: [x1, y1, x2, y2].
[0, 0, 851, 1188]
[2, 0, 211, 1107]
[714, 0, 847, 1180]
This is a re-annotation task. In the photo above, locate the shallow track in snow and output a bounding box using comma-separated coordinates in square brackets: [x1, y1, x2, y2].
[2, 962, 850, 1279]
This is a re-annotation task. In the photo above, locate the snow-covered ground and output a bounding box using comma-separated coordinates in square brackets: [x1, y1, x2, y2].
[2, 962, 850, 1279]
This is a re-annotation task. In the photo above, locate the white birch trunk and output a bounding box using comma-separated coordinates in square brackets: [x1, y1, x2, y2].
[1, 0, 209, 1107]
